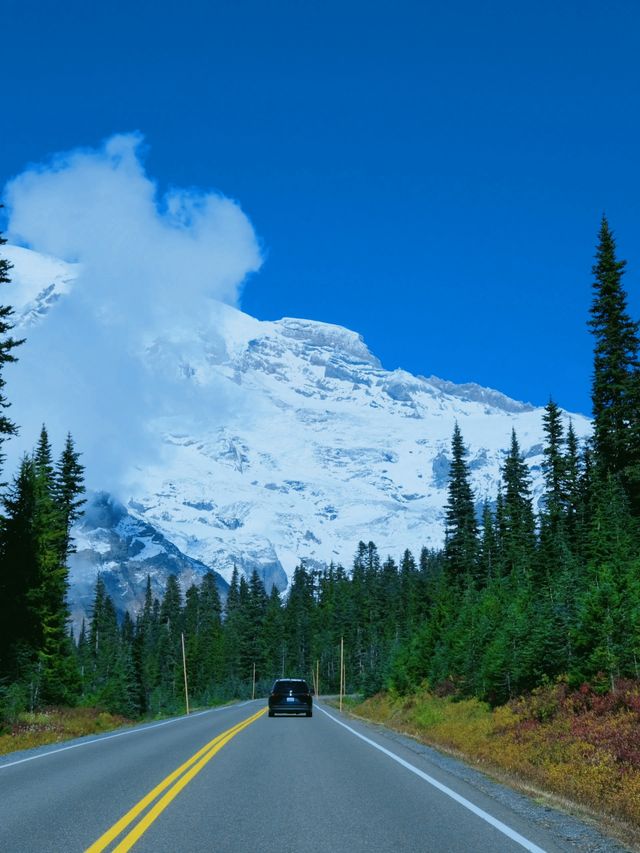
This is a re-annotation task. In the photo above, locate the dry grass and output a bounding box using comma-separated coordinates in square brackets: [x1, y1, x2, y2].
[351, 680, 640, 845]
[0, 706, 133, 755]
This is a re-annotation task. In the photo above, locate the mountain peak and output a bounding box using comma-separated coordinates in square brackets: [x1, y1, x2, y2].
[274, 317, 381, 367]
[5, 246, 592, 613]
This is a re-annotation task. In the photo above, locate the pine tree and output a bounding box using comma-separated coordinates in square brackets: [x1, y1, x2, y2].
[245, 570, 268, 681]
[196, 571, 224, 698]
[399, 549, 418, 638]
[500, 429, 536, 581]
[135, 576, 160, 712]
[157, 575, 184, 704]
[0, 457, 42, 679]
[563, 422, 583, 549]
[541, 399, 566, 525]
[588, 216, 640, 509]
[477, 502, 497, 584]
[262, 584, 284, 682]
[183, 584, 200, 694]
[0, 216, 24, 472]
[444, 423, 478, 585]
[223, 566, 244, 685]
[284, 564, 315, 678]
[53, 433, 86, 559]
[572, 473, 634, 689]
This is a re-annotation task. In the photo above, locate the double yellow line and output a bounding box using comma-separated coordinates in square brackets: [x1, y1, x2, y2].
[86, 706, 266, 852]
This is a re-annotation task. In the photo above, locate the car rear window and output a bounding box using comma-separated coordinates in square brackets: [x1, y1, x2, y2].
[273, 680, 309, 693]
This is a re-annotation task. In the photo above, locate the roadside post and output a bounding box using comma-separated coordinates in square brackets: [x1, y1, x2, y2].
[339, 637, 344, 712]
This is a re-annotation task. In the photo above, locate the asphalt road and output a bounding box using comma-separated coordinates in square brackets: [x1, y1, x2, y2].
[0, 700, 629, 853]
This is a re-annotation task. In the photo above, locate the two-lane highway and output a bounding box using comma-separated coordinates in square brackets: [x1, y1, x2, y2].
[0, 700, 626, 852]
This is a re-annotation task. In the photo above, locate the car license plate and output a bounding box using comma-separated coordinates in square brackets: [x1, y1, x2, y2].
[286, 697, 295, 702]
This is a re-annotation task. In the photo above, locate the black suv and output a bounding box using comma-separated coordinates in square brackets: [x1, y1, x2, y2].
[268, 678, 313, 717]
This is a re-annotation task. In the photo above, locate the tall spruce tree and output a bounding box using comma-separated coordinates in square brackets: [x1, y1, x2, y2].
[588, 216, 640, 509]
[53, 434, 86, 559]
[500, 429, 536, 580]
[444, 423, 478, 585]
[541, 399, 566, 525]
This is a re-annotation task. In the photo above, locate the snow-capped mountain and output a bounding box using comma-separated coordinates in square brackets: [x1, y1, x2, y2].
[5, 245, 593, 616]
[71, 492, 228, 631]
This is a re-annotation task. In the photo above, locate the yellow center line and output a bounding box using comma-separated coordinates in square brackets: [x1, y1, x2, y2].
[85, 707, 266, 853]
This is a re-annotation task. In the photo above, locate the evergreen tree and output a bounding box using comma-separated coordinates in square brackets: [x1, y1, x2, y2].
[0, 217, 24, 472]
[195, 571, 223, 697]
[262, 584, 284, 682]
[477, 502, 497, 584]
[157, 575, 184, 703]
[134, 575, 159, 712]
[399, 549, 418, 637]
[53, 434, 86, 559]
[588, 216, 640, 508]
[0, 457, 42, 679]
[444, 423, 478, 586]
[34, 425, 55, 484]
[500, 429, 536, 581]
[541, 399, 566, 525]
[563, 422, 583, 549]
[572, 474, 634, 689]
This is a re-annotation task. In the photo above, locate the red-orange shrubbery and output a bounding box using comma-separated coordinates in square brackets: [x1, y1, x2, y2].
[509, 679, 640, 769]
[353, 679, 640, 833]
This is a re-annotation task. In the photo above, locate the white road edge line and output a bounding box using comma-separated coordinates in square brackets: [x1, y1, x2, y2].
[0, 703, 247, 771]
[317, 705, 547, 853]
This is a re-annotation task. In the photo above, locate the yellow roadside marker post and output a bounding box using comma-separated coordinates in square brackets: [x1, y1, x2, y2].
[339, 636, 344, 712]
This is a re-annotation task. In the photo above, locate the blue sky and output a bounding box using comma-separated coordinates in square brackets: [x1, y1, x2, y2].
[3, 0, 640, 416]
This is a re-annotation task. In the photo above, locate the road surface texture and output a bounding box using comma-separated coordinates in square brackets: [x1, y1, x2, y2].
[0, 699, 632, 852]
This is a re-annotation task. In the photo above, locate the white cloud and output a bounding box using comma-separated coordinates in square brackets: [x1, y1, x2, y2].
[2, 133, 263, 491]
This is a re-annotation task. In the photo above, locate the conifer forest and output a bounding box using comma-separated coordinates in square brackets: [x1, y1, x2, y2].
[1, 216, 640, 721]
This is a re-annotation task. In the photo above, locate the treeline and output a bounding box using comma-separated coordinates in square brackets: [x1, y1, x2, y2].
[390, 216, 640, 702]
[70, 215, 640, 713]
[69, 543, 443, 715]
[0, 217, 86, 714]
[388, 216, 640, 702]
[2, 215, 640, 720]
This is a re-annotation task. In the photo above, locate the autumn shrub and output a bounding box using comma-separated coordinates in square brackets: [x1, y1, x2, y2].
[353, 678, 640, 828]
[0, 706, 132, 755]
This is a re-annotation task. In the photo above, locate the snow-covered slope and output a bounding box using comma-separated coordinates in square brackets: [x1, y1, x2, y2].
[70, 492, 228, 631]
[7, 246, 593, 601]
[3, 245, 78, 327]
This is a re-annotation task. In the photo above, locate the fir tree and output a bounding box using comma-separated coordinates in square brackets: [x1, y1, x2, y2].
[196, 571, 224, 697]
[0, 457, 42, 679]
[135, 575, 160, 712]
[53, 434, 86, 558]
[444, 423, 478, 585]
[477, 502, 497, 584]
[588, 216, 640, 508]
[0, 216, 24, 471]
[500, 429, 536, 581]
[541, 399, 566, 525]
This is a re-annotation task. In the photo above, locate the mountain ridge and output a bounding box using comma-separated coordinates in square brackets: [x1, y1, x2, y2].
[5, 245, 593, 624]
